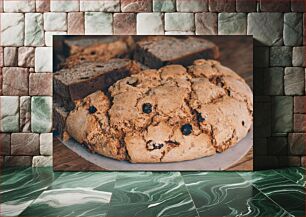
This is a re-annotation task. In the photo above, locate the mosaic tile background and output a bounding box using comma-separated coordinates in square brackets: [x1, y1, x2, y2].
[0, 0, 305, 169]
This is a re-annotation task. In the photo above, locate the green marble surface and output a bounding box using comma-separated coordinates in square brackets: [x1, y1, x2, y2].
[0, 167, 59, 216]
[182, 172, 290, 216]
[109, 172, 198, 216]
[31, 96, 52, 133]
[275, 167, 305, 187]
[153, 0, 176, 12]
[19, 172, 116, 216]
[0, 167, 305, 216]
[240, 169, 305, 216]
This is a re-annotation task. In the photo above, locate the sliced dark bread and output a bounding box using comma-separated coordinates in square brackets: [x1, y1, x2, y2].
[54, 59, 143, 111]
[134, 36, 220, 68]
[60, 36, 134, 69]
[53, 103, 69, 139]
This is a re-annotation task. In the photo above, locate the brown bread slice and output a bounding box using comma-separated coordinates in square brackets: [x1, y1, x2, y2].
[54, 59, 142, 111]
[133, 36, 220, 68]
[53, 103, 69, 139]
[60, 36, 134, 69]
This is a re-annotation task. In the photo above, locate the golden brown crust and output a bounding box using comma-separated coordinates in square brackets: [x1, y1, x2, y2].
[65, 59, 253, 163]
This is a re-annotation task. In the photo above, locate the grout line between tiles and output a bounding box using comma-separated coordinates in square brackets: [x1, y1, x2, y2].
[13, 169, 63, 216]
[236, 172, 295, 217]
[273, 168, 305, 187]
[179, 172, 200, 217]
[107, 172, 118, 207]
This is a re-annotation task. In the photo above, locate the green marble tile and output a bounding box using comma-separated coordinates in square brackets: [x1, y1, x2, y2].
[2, 169, 304, 217]
[183, 172, 290, 216]
[107, 197, 198, 217]
[108, 171, 198, 216]
[50, 171, 117, 191]
[181, 171, 240, 183]
[112, 172, 184, 203]
[115, 171, 183, 186]
[19, 172, 116, 216]
[153, 0, 176, 12]
[31, 96, 52, 133]
[20, 188, 111, 216]
[237, 171, 256, 181]
[239, 170, 305, 216]
[0, 167, 58, 216]
[0, 167, 32, 184]
[196, 187, 289, 217]
[111, 179, 186, 204]
[274, 167, 305, 187]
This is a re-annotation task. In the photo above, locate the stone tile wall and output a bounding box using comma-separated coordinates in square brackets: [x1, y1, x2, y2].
[0, 0, 305, 169]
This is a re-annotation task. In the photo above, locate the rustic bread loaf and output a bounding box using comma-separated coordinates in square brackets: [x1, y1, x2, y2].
[65, 59, 253, 163]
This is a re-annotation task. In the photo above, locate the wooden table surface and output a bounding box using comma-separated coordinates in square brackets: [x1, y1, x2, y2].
[53, 36, 253, 171]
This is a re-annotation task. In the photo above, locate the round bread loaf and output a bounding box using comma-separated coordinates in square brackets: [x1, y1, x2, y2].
[66, 59, 253, 163]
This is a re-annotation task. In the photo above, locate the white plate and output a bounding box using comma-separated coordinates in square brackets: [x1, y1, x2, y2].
[59, 127, 253, 171]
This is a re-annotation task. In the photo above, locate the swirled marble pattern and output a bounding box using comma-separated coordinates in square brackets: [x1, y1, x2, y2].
[239, 170, 305, 216]
[275, 167, 305, 187]
[19, 172, 116, 216]
[107, 172, 198, 216]
[0, 167, 305, 216]
[182, 171, 291, 217]
[0, 167, 59, 216]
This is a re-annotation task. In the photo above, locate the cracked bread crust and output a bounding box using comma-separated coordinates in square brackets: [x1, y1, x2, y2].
[65, 59, 253, 163]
